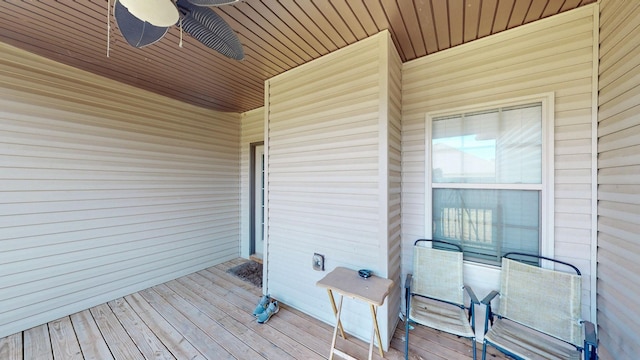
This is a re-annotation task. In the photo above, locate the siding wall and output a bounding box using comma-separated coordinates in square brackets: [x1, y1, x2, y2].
[240, 107, 265, 258]
[597, 1, 640, 358]
[0, 43, 240, 338]
[264, 31, 401, 348]
[401, 5, 598, 322]
[385, 38, 403, 340]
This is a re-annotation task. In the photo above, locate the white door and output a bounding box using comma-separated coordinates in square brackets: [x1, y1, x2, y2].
[252, 144, 265, 258]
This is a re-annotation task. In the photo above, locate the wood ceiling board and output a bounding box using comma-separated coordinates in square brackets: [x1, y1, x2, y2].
[294, 0, 349, 49]
[431, 0, 451, 50]
[463, 0, 482, 43]
[310, 0, 359, 44]
[277, 0, 340, 52]
[361, 0, 392, 45]
[247, 1, 323, 59]
[398, 0, 427, 57]
[561, 0, 585, 12]
[379, 0, 415, 60]
[2, 1, 256, 110]
[541, 0, 564, 17]
[255, 1, 331, 55]
[524, 0, 550, 24]
[0, 0, 597, 113]
[448, 0, 465, 47]
[508, 0, 532, 29]
[211, 12, 292, 73]
[477, 0, 498, 38]
[343, 0, 380, 37]
[413, 0, 439, 55]
[492, 0, 515, 33]
[329, 0, 369, 40]
[221, 5, 307, 65]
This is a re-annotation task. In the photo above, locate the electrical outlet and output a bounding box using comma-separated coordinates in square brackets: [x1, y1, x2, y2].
[312, 253, 325, 271]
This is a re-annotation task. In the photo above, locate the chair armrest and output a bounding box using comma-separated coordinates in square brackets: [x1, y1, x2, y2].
[481, 290, 500, 305]
[481, 290, 500, 333]
[463, 285, 479, 304]
[404, 274, 413, 289]
[583, 320, 597, 347]
[582, 320, 597, 360]
[404, 274, 413, 322]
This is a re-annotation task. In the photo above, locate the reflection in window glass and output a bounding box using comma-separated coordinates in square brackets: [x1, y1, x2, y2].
[430, 102, 544, 265]
[433, 189, 540, 266]
[432, 104, 542, 184]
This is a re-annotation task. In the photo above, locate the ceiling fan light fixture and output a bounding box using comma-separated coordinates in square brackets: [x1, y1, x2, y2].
[111, 0, 244, 60]
[114, 0, 169, 47]
[119, 0, 179, 27]
[177, 0, 244, 60]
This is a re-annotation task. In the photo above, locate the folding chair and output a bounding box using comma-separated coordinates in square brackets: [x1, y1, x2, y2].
[481, 252, 598, 360]
[404, 239, 479, 360]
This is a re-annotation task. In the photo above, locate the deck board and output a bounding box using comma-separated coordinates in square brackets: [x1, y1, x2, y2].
[0, 333, 22, 360]
[69, 310, 114, 360]
[48, 316, 83, 360]
[90, 303, 144, 360]
[1, 259, 508, 360]
[107, 298, 174, 360]
[23, 324, 53, 360]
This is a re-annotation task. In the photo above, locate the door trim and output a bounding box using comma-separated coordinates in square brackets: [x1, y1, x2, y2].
[249, 141, 264, 256]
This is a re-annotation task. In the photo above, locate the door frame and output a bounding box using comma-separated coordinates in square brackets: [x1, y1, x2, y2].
[249, 141, 265, 256]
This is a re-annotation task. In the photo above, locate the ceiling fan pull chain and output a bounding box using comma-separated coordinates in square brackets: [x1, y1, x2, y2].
[106, 0, 111, 57]
[179, 17, 183, 48]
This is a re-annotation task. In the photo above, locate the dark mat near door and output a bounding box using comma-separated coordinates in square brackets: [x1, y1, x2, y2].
[227, 261, 263, 287]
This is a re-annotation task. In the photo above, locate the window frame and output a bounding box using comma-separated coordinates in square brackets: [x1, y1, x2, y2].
[425, 93, 555, 268]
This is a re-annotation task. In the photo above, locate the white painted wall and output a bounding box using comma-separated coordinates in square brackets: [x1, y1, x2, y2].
[597, 1, 640, 359]
[401, 4, 598, 325]
[264, 31, 401, 349]
[0, 43, 241, 338]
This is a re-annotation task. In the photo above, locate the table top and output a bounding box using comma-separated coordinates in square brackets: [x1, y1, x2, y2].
[316, 267, 394, 306]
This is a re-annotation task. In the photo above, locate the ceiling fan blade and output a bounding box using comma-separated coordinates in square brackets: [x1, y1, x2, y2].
[114, 0, 170, 48]
[177, 0, 244, 60]
[119, 0, 179, 27]
[186, 0, 241, 6]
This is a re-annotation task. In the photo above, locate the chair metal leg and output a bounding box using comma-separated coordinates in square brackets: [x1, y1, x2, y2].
[404, 295, 411, 360]
[472, 337, 477, 360]
[404, 318, 409, 360]
[481, 340, 488, 360]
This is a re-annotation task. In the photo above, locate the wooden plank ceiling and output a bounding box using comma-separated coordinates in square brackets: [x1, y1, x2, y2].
[0, 0, 595, 113]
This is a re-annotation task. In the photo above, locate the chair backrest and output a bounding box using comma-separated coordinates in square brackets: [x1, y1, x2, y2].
[497, 257, 582, 346]
[412, 243, 464, 306]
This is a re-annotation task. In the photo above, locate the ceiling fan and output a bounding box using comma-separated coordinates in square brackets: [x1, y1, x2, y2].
[113, 0, 244, 60]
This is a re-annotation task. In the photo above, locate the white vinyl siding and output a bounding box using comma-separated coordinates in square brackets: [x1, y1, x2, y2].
[385, 37, 403, 342]
[597, 1, 640, 359]
[401, 5, 598, 322]
[265, 31, 401, 349]
[0, 43, 240, 338]
[240, 107, 265, 258]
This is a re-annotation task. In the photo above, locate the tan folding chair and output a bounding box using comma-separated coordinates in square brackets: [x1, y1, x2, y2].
[481, 253, 598, 360]
[404, 239, 479, 360]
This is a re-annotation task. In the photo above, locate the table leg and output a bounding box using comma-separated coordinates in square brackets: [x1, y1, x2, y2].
[370, 304, 384, 359]
[329, 294, 344, 360]
[326, 289, 346, 339]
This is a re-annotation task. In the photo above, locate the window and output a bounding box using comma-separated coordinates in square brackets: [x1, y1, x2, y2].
[426, 95, 554, 266]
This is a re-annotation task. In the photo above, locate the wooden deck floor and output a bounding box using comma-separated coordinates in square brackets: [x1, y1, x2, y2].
[0, 258, 508, 360]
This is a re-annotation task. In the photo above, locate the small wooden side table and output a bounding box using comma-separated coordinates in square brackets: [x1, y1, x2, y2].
[316, 267, 394, 360]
